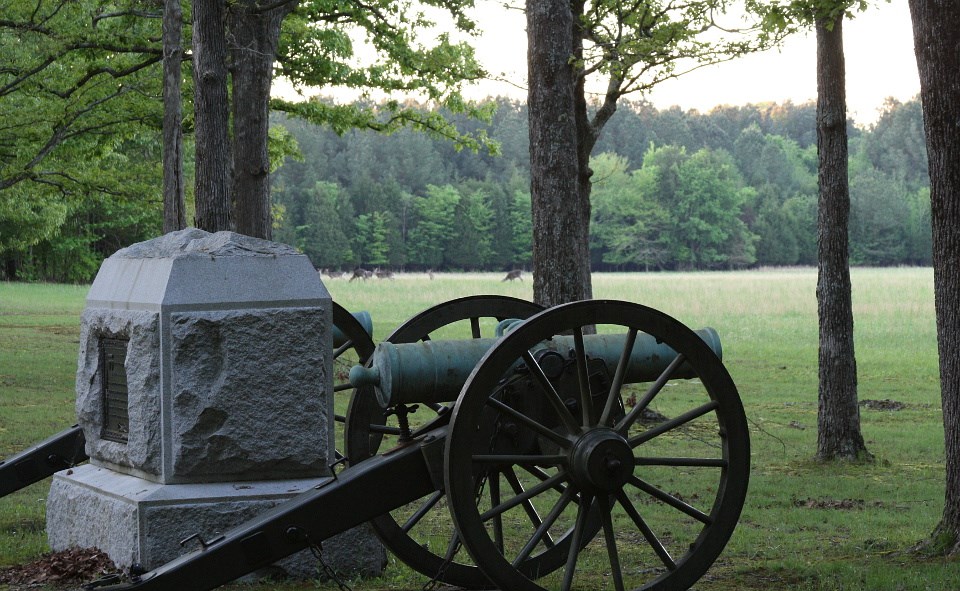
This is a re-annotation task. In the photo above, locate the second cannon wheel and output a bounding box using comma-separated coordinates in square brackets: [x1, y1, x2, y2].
[344, 295, 544, 588]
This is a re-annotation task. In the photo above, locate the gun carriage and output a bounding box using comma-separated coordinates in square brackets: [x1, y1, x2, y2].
[2, 296, 749, 591]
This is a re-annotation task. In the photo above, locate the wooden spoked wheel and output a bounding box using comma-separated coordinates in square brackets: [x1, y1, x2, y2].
[444, 300, 750, 591]
[344, 295, 544, 588]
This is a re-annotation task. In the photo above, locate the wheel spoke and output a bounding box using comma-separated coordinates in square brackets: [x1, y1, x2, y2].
[333, 382, 355, 393]
[572, 327, 593, 427]
[440, 530, 464, 568]
[518, 464, 578, 501]
[512, 486, 574, 566]
[522, 351, 581, 435]
[615, 353, 686, 436]
[503, 467, 556, 549]
[629, 400, 720, 447]
[470, 316, 482, 339]
[485, 397, 572, 449]
[478, 471, 568, 522]
[402, 490, 444, 533]
[489, 470, 504, 552]
[634, 456, 728, 468]
[598, 494, 625, 591]
[425, 402, 447, 414]
[333, 339, 354, 359]
[615, 489, 677, 571]
[561, 492, 593, 591]
[600, 328, 638, 427]
[629, 476, 713, 524]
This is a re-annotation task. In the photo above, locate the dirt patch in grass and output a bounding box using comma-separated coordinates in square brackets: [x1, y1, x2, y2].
[860, 399, 907, 411]
[701, 562, 817, 591]
[729, 566, 814, 589]
[793, 497, 889, 510]
[0, 547, 122, 588]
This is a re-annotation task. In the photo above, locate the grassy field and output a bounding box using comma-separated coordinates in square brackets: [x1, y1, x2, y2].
[0, 268, 955, 590]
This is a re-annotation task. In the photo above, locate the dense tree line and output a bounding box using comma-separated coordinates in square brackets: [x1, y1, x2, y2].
[272, 96, 931, 273]
[1, 92, 929, 280]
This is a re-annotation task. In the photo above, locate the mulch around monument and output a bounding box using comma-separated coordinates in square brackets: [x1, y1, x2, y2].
[0, 547, 122, 589]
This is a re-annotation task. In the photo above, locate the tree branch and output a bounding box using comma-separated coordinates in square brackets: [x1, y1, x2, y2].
[92, 10, 162, 27]
[42, 54, 162, 99]
[253, 0, 301, 15]
[0, 55, 58, 97]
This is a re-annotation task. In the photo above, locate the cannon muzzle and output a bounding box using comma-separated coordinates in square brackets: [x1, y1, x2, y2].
[350, 326, 722, 408]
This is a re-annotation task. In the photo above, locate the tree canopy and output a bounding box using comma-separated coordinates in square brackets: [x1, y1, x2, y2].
[0, 0, 165, 279]
[0, 0, 497, 277]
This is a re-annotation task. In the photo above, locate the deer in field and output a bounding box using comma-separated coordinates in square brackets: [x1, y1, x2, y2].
[374, 268, 395, 280]
[502, 269, 523, 282]
[349, 268, 373, 282]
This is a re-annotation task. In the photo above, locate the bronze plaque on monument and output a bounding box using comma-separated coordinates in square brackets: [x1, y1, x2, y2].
[100, 337, 129, 443]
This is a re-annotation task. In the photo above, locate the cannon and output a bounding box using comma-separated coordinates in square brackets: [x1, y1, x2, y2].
[86, 296, 748, 591]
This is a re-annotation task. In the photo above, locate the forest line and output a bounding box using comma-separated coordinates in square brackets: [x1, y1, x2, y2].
[272, 96, 929, 272]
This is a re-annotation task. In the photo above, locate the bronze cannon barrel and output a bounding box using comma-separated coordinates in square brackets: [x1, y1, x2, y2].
[349, 327, 722, 408]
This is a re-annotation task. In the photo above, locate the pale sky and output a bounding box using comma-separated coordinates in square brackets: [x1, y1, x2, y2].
[462, 1, 920, 125]
[278, 1, 920, 127]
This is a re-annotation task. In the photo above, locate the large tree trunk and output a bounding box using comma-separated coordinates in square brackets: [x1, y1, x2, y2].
[570, 0, 593, 303]
[162, 0, 186, 234]
[192, 0, 232, 232]
[909, 0, 960, 553]
[814, 15, 868, 461]
[228, 0, 295, 240]
[526, 0, 585, 307]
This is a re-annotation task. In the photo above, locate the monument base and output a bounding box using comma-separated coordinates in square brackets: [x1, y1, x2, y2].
[47, 464, 386, 580]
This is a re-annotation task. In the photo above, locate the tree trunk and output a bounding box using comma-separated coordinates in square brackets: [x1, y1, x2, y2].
[909, 0, 960, 553]
[228, 0, 295, 240]
[162, 0, 186, 234]
[192, 0, 232, 232]
[570, 0, 593, 303]
[526, 0, 585, 308]
[814, 15, 868, 461]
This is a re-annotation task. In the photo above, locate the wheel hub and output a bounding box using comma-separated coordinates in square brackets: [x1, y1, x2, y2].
[568, 428, 634, 493]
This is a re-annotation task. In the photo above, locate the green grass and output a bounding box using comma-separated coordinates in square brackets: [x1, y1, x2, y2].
[0, 269, 955, 590]
[0, 283, 87, 570]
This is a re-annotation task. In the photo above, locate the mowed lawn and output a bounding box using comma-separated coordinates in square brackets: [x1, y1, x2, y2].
[0, 268, 955, 590]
